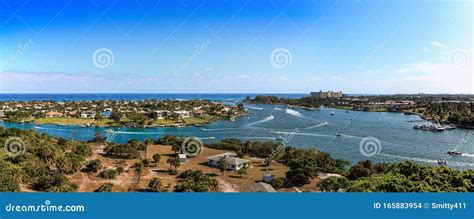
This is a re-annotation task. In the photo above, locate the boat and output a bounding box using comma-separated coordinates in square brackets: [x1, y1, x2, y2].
[444, 125, 456, 130]
[437, 159, 448, 165]
[331, 111, 335, 116]
[335, 132, 342, 137]
[345, 111, 349, 113]
[105, 129, 114, 133]
[447, 151, 462, 156]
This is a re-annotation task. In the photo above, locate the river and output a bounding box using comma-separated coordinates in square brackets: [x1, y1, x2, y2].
[1, 103, 473, 169]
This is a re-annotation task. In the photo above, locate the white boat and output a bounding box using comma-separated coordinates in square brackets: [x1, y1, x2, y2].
[336, 132, 342, 137]
[331, 111, 335, 116]
[437, 159, 448, 165]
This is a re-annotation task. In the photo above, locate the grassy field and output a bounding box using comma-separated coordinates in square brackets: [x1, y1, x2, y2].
[34, 117, 118, 126]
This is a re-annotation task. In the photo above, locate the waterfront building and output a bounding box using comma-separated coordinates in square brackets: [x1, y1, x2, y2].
[310, 90, 343, 99]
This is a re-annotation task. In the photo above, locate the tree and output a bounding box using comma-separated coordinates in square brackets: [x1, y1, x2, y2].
[319, 176, 350, 192]
[95, 183, 113, 192]
[148, 177, 163, 192]
[99, 169, 118, 179]
[0, 160, 20, 192]
[270, 177, 285, 189]
[167, 157, 181, 170]
[171, 144, 181, 154]
[110, 111, 122, 123]
[152, 153, 161, 163]
[175, 170, 219, 192]
[142, 159, 150, 167]
[217, 158, 228, 176]
[84, 159, 102, 173]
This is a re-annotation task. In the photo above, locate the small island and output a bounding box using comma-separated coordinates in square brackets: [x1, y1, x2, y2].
[0, 99, 245, 128]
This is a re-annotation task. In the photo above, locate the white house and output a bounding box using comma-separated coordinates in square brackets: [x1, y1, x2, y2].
[206, 152, 249, 171]
[174, 110, 190, 119]
[81, 111, 96, 118]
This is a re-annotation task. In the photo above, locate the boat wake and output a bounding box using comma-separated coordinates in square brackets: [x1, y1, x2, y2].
[285, 108, 302, 117]
[246, 106, 264, 111]
[34, 126, 68, 131]
[197, 136, 216, 140]
[302, 121, 328, 130]
[241, 136, 277, 140]
[110, 131, 164, 135]
[273, 107, 283, 110]
[201, 127, 240, 131]
[244, 115, 274, 127]
[461, 153, 474, 158]
[269, 131, 334, 138]
[285, 108, 319, 122]
[380, 153, 474, 167]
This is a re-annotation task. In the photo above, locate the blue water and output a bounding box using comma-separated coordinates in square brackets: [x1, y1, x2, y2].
[1, 94, 473, 169]
[0, 93, 306, 101]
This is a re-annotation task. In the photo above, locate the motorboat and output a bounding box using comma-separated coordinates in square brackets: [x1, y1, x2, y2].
[447, 151, 462, 156]
[105, 129, 114, 133]
[437, 159, 448, 165]
[331, 111, 335, 116]
[335, 132, 342, 137]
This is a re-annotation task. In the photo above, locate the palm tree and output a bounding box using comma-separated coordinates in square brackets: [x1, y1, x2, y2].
[217, 158, 228, 176]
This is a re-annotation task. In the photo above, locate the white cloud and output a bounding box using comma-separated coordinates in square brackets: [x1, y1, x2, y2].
[422, 47, 430, 52]
[431, 41, 448, 48]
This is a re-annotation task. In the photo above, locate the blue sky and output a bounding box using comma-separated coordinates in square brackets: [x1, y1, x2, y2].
[0, 0, 472, 94]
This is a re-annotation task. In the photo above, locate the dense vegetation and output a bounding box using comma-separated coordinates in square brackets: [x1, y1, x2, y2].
[0, 127, 91, 192]
[174, 170, 219, 192]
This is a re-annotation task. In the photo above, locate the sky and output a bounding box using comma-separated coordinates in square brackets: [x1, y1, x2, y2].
[0, 0, 472, 94]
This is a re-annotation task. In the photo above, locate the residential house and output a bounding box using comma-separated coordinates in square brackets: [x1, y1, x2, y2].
[81, 111, 96, 118]
[174, 110, 190, 119]
[101, 108, 113, 118]
[46, 111, 63, 118]
[193, 109, 205, 117]
[206, 152, 250, 171]
[250, 182, 276, 192]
